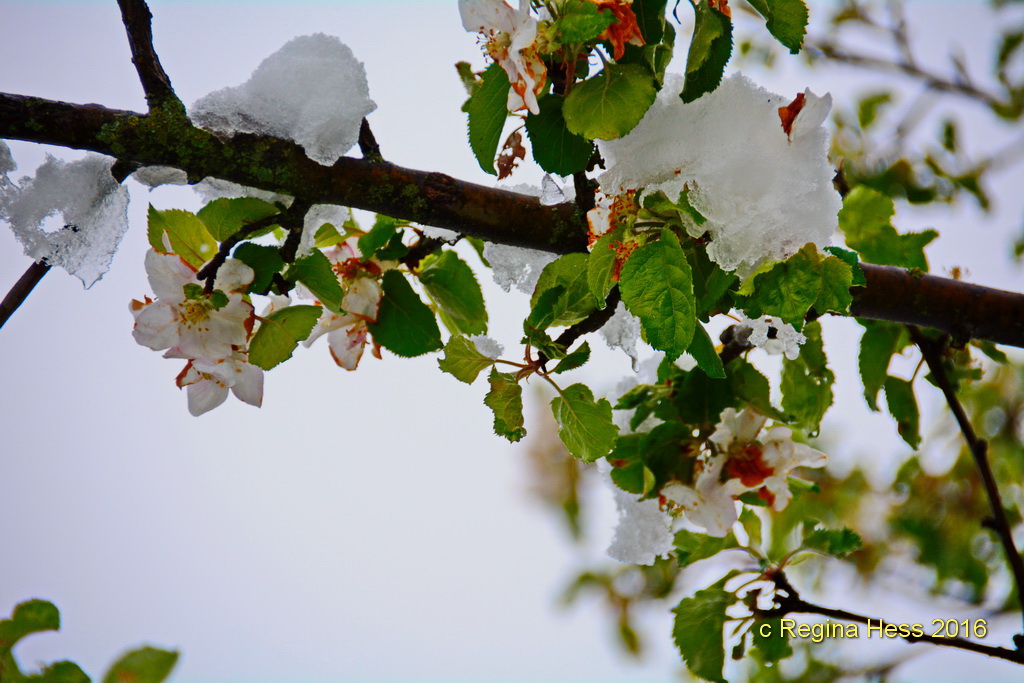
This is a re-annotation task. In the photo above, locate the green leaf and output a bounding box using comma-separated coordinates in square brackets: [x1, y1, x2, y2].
[884, 376, 921, 449]
[232, 243, 284, 295]
[438, 335, 495, 384]
[780, 321, 833, 435]
[32, 660, 90, 682]
[419, 250, 488, 336]
[464, 62, 510, 175]
[485, 370, 526, 442]
[738, 244, 854, 328]
[728, 358, 787, 422]
[587, 226, 627, 305]
[858, 321, 905, 411]
[619, 229, 696, 358]
[0, 600, 60, 654]
[552, 342, 591, 374]
[672, 582, 736, 682]
[290, 250, 345, 313]
[358, 215, 404, 260]
[563, 64, 658, 140]
[739, 507, 762, 550]
[313, 222, 346, 249]
[686, 323, 725, 378]
[631, 0, 669, 44]
[856, 92, 893, 129]
[745, 0, 808, 54]
[367, 271, 443, 357]
[147, 206, 217, 268]
[751, 617, 794, 663]
[674, 529, 738, 567]
[802, 522, 863, 559]
[249, 305, 322, 370]
[823, 246, 866, 286]
[838, 186, 937, 270]
[550, 384, 618, 462]
[681, 0, 733, 103]
[531, 253, 599, 327]
[196, 197, 280, 241]
[557, 0, 617, 42]
[525, 94, 594, 176]
[103, 647, 179, 683]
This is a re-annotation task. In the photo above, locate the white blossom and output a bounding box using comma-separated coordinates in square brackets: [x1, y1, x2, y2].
[460, 0, 546, 114]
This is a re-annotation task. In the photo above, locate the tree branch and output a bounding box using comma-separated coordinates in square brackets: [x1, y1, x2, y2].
[115, 0, 179, 111]
[807, 41, 1011, 114]
[5, 93, 1024, 346]
[0, 261, 51, 331]
[908, 327, 1024, 637]
[761, 569, 1024, 664]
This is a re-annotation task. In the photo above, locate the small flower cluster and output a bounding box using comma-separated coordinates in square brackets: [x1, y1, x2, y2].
[660, 407, 827, 536]
[459, 0, 643, 115]
[130, 249, 263, 416]
[734, 313, 806, 360]
[301, 238, 397, 369]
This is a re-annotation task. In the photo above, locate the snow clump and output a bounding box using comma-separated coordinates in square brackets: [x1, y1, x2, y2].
[0, 152, 129, 287]
[190, 34, 376, 166]
[597, 73, 841, 273]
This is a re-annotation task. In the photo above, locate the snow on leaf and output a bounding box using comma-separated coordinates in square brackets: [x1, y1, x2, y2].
[597, 74, 840, 272]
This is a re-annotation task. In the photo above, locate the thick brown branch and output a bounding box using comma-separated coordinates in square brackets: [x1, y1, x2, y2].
[0, 261, 51, 331]
[909, 327, 1024, 636]
[763, 570, 1024, 665]
[116, 0, 178, 111]
[851, 266, 1024, 347]
[5, 93, 1024, 347]
[0, 93, 584, 255]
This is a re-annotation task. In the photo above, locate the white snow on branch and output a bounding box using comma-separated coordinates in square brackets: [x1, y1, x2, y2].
[131, 165, 188, 189]
[190, 34, 376, 166]
[0, 152, 129, 288]
[598, 74, 841, 272]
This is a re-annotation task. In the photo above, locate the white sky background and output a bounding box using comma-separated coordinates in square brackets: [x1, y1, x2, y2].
[1, 0, 1024, 681]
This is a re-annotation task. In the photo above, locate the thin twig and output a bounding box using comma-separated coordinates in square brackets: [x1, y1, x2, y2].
[808, 41, 1006, 111]
[537, 288, 622, 368]
[115, 0, 179, 111]
[358, 119, 383, 162]
[0, 261, 51, 331]
[908, 326, 1024, 637]
[760, 569, 1024, 664]
[196, 214, 281, 292]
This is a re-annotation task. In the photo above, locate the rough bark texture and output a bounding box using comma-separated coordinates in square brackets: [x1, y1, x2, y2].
[3, 92, 1024, 346]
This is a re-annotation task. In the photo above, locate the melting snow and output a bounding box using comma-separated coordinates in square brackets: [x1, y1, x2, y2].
[190, 34, 376, 166]
[598, 73, 841, 272]
[1, 152, 129, 288]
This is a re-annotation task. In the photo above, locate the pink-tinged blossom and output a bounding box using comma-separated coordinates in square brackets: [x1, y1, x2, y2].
[130, 250, 255, 360]
[661, 455, 747, 537]
[174, 351, 264, 417]
[460, 0, 546, 114]
[303, 312, 369, 370]
[710, 407, 827, 511]
[660, 408, 827, 535]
